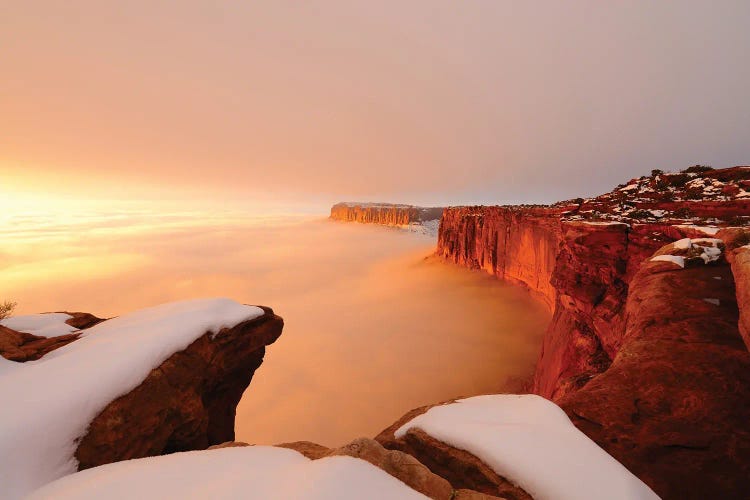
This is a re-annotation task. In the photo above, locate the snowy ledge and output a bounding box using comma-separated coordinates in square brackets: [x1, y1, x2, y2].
[28, 447, 427, 500]
[649, 238, 723, 269]
[0, 298, 264, 499]
[395, 395, 659, 500]
[1, 312, 79, 338]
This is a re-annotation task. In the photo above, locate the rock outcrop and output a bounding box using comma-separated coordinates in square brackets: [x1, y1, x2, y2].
[559, 239, 750, 499]
[437, 167, 750, 400]
[0, 312, 103, 362]
[722, 228, 750, 350]
[223, 438, 472, 500]
[330, 202, 444, 226]
[375, 403, 531, 500]
[75, 306, 283, 469]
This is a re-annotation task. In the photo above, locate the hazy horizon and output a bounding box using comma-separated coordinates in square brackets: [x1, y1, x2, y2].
[3, 1, 750, 210]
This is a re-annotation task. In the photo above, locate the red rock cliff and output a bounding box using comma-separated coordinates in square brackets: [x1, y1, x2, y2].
[437, 167, 750, 400]
[331, 202, 444, 226]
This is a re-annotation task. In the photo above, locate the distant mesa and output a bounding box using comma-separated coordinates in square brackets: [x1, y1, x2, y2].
[330, 202, 444, 226]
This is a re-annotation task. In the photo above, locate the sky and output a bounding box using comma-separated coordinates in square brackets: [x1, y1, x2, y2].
[2, 1, 750, 210]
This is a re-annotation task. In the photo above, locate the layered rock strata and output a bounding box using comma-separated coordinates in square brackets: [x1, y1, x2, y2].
[330, 202, 444, 226]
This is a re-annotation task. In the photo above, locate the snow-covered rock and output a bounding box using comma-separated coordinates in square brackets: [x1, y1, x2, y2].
[0, 298, 277, 499]
[393, 395, 658, 500]
[28, 446, 428, 500]
[0, 313, 78, 338]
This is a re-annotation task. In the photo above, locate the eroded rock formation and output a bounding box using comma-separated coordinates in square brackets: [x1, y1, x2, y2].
[437, 167, 750, 400]
[432, 166, 750, 498]
[75, 306, 283, 469]
[559, 239, 750, 498]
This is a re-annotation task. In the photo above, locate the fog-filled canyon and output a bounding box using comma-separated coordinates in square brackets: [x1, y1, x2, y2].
[2, 212, 550, 446]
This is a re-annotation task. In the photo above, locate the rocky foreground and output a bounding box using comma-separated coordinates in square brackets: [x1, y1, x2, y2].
[0, 299, 283, 498]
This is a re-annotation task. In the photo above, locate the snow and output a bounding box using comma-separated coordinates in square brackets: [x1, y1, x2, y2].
[395, 395, 658, 500]
[1, 313, 78, 338]
[673, 238, 692, 250]
[619, 184, 638, 191]
[675, 225, 721, 236]
[28, 446, 427, 500]
[650, 254, 686, 268]
[703, 298, 720, 306]
[692, 239, 723, 264]
[0, 298, 265, 499]
[648, 209, 667, 218]
[0, 355, 19, 375]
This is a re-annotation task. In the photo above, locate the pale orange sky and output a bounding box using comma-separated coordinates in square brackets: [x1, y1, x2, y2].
[2, 1, 750, 209]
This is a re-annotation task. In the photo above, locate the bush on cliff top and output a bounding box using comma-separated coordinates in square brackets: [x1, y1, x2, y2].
[0, 301, 16, 320]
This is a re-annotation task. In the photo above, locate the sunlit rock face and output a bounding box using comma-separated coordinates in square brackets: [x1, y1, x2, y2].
[437, 166, 750, 400]
[431, 166, 750, 498]
[330, 202, 444, 226]
[437, 206, 563, 311]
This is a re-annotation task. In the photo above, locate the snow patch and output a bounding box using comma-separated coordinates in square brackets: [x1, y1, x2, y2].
[0, 298, 265, 499]
[675, 225, 720, 236]
[28, 446, 427, 500]
[673, 238, 692, 250]
[395, 395, 658, 500]
[650, 255, 686, 268]
[703, 298, 720, 306]
[1, 313, 78, 338]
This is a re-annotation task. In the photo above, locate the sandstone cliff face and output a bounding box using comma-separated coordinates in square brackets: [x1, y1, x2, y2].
[437, 207, 563, 310]
[330, 202, 444, 226]
[559, 240, 750, 499]
[432, 167, 750, 497]
[438, 167, 750, 400]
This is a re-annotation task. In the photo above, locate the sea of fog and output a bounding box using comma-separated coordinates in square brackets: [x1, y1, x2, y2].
[2, 210, 550, 446]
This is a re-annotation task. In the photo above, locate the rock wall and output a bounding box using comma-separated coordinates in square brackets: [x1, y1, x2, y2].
[559, 239, 750, 499]
[436, 206, 563, 310]
[437, 167, 750, 400]
[330, 202, 444, 226]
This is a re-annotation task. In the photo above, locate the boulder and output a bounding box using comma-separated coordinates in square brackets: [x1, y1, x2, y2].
[559, 242, 750, 498]
[376, 404, 531, 500]
[75, 306, 283, 469]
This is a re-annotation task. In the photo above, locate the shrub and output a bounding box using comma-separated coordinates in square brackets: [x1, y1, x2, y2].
[683, 165, 714, 174]
[651, 169, 664, 177]
[666, 173, 690, 188]
[685, 185, 705, 200]
[629, 209, 653, 220]
[0, 301, 16, 320]
[673, 207, 694, 219]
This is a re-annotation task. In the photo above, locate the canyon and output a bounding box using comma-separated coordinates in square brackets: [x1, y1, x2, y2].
[4, 166, 750, 499]
[336, 165, 750, 498]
